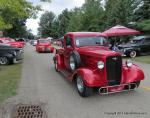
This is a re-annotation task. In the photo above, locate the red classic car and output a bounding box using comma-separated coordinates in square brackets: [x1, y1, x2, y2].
[36, 38, 54, 53]
[53, 32, 144, 97]
[0, 38, 24, 48]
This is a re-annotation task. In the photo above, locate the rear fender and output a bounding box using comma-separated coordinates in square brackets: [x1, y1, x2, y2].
[54, 54, 64, 70]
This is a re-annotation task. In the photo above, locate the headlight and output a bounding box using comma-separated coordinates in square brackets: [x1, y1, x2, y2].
[97, 61, 104, 69]
[126, 59, 133, 67]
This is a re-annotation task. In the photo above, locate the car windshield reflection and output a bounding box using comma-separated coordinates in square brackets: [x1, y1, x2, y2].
[75, 36, 108, 47]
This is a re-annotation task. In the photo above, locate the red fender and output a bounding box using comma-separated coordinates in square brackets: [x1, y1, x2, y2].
[73, 68, 107, 87]
[122, 64, 144, 84]
[55, 54, 64, 70]
[72, 65, 144, 87]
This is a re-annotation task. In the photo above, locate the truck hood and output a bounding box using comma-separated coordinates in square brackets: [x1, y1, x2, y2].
[78, 46, 120, 57]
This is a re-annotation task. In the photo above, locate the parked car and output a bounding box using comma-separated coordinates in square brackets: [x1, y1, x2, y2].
[36, 38, 54, 53]
[53, 32, 144, 97]
[30, 40, 37, 46]
[0, 43, 23, 65]
[15, 38, 26, 46]
[118, 35, 150, 57]
[0, 38, 24, 48]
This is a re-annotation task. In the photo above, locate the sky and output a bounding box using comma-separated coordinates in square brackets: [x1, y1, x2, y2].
[26, 0, 85, 35]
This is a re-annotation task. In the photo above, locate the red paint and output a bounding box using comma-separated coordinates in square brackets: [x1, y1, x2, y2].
[0, 38, 24, 48]
[36, 38, 54, 53]
[54, 32, 144, 92]
[102, 25, 140, 36]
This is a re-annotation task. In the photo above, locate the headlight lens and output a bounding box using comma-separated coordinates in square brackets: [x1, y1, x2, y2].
[97, 61, 104, 69]
[126, 59, 133, 67]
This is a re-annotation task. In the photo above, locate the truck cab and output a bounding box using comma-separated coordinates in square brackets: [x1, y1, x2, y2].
[54, 32, 144, 97]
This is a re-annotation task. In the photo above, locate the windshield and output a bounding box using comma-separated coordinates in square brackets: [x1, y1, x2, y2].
[39, 39, 50, 43]
[75, 36, 108, 47]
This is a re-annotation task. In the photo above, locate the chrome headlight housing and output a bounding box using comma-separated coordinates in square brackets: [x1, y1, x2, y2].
[97, 61, 104, 69]
[126, 59, 133, 67]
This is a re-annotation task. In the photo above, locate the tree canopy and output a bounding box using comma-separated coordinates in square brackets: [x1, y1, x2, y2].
[38, 0, 149, 38]
[0, 0, 49, 38]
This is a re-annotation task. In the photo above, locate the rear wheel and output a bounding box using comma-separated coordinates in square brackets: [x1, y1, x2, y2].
[76, 75, 93, 97]
[0, 57, 9, 65]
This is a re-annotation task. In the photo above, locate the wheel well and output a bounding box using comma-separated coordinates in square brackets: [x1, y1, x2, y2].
[73, 73, 78, 84]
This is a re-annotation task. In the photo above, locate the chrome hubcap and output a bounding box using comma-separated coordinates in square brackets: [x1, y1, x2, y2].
[130, 51, 136, 57]
[0, 57, 8, 65]
[77, 76, 84, 93]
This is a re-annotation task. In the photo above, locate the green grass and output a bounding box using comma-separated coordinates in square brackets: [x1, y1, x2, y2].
[132, 55, 150, 64]
[0, 64, 22, 104]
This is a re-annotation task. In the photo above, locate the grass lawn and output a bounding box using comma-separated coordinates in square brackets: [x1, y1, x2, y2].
[0, 64, 22, 104]
[132, 55, 150, 64]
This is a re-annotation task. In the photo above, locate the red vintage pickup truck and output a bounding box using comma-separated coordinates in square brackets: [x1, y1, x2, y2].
[53, 32, 144, 97]
[36, 38, 54, 53]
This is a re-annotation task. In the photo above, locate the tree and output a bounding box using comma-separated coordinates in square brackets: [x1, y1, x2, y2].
[0, 0, 41, 38]
[40, 0, 51, 2]
[67, 8, 82, 32]
[104, 0, 139, 28]
[80, 0, 104, 31]
[57, 9, 71, 36]
[0, 0, 39, 30]
[134, 0, 150, 32]
[38, 11, 56, 37]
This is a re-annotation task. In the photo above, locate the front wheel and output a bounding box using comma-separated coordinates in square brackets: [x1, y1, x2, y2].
[129, 51, 137, 58]
[0, 57, 9, 65]
[76, 75, 93, 97]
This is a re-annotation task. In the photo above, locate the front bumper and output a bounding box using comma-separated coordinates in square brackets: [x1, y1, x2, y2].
[99, 83, 137, 94]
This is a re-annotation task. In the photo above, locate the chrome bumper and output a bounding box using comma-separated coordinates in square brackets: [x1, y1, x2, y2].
[99, 83, 137, 95]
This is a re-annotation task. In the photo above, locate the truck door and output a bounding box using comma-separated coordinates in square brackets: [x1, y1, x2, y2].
[63, 35, 73, 70]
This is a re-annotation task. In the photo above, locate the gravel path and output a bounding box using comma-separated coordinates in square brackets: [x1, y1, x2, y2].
[0, 44, 150, 118]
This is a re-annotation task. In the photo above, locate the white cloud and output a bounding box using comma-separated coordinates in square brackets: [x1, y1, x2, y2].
[26, 0, 85, 35]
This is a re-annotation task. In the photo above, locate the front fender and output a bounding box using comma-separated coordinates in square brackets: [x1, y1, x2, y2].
[122, 64, 144, 83]
[73, 68, 107, 87]
[1, 53, 14, 59]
